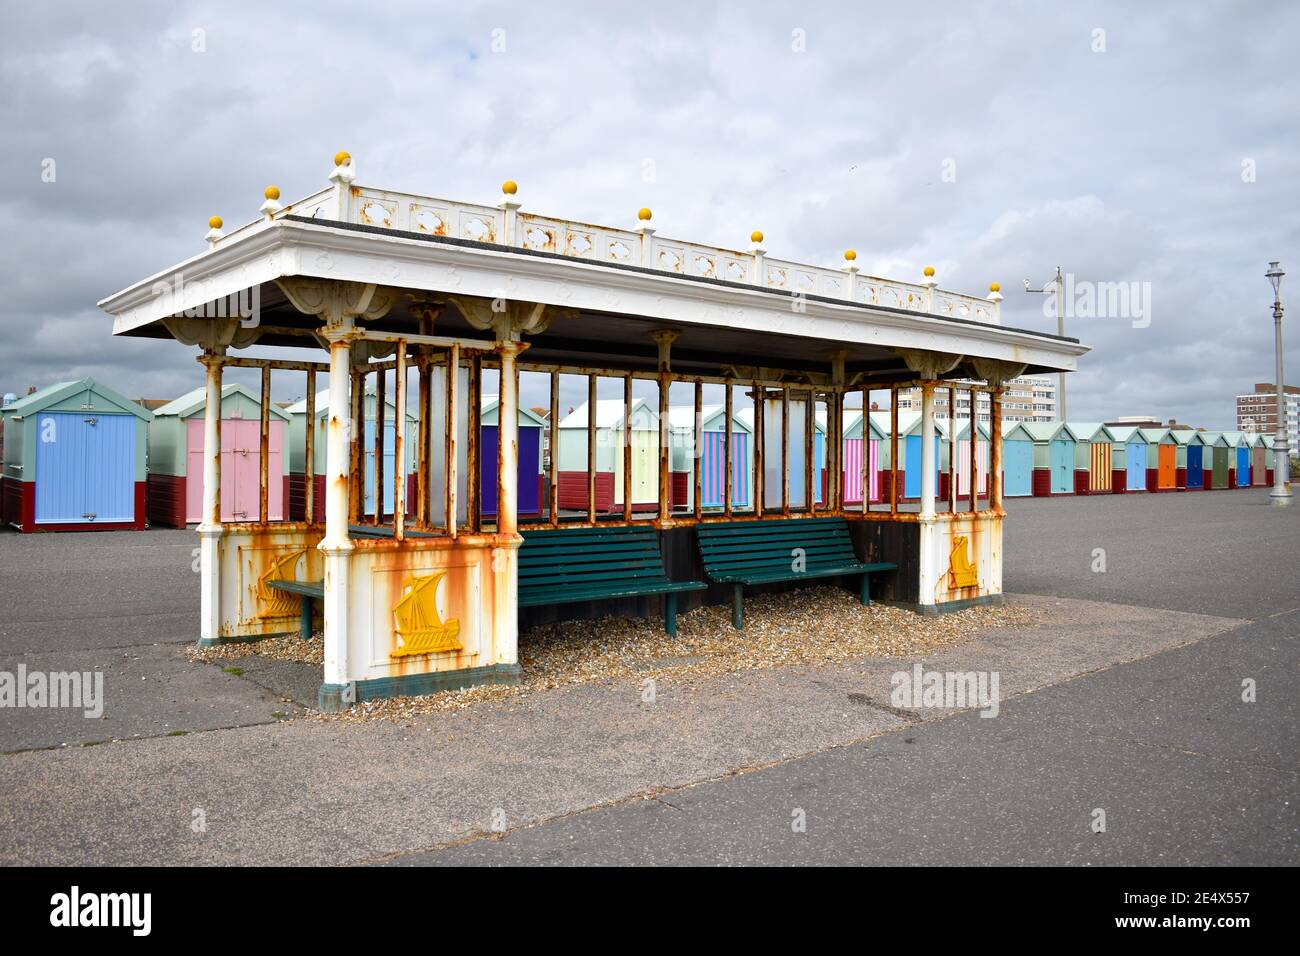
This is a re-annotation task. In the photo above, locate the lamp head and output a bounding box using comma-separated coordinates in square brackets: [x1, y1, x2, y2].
[1266, 261, 1284, 297]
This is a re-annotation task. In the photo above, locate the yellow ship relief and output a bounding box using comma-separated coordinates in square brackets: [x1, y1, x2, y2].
[256, 549, 307, 619]
[947, 535, 979, 589]
[391, 572, 462, 657]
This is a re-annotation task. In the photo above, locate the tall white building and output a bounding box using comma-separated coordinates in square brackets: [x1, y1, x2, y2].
[895, 374, 1058, 424]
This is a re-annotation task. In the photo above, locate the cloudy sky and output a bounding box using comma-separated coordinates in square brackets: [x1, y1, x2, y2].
[3, 0, 1297, 429]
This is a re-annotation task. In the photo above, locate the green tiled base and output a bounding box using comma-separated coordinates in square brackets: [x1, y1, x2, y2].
[916, 593, 1005, 616]
[318, 663, 523, 713]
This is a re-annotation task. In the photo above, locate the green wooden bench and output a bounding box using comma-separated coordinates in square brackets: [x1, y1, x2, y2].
[521, 525, 706, 636]
[696, 517, 897, 629]
[265, 579, 324, 641]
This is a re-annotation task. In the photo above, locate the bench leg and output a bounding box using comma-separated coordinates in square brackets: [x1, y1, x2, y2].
[664, 593, 678, 637]
[300, 596, 313, 641]
[860, 572, 871, 606]
[732, 584, 744, 630]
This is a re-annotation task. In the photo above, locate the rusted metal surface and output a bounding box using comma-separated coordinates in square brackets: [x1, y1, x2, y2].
[304, 369, 317, 524]
[348, 365, 363, 524]
[549, 371, 559, 526]
[393, 342, 407, 540]
[951, 382, 961, 512]
[804, 391, 815, 514]
[222, 356, 330, 373]
[496, 342, 521, 537]
[623, 374, 632, 522]
[373, 365, 386, 524]
[781, 385, 790, 516]
[415, 358, 430, 528]
[724, 384, 734, 518]
[890, 387, 899, 516]
[859, 386, 869, 514]
[751, 381, 763, 519]
[658, 375, 671, 523]
[968, 387, 977, 513]
[466, 355, 481, 533]
[587, 374, 597, 524]
[693, 380, 703, 521]
[257, 365, 271, 524]
[990, 385, 1004, 513]
[445, 343, 459, 539]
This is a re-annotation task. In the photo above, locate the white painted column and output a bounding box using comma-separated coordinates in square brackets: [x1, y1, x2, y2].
[196, 349, 224, 645]
[319, 324, 356, 706]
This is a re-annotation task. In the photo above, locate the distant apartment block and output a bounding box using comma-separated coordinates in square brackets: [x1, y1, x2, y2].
[1236, 382, 1299, 447]
[896, 374, 1057, 424]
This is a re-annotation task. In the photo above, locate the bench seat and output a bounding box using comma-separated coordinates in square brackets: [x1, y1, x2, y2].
[266, 579, 324, 640]
[521, 525, 705, 635]
[696, 517, 897, 629]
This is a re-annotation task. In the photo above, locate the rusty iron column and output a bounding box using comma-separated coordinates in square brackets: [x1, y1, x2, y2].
[497, 341, 523, 536]
[196, 348, 225, 646]
[393, 342, 407, 539]
[587, 374, 597, 523]
[781, 386, 790, 516]
[724, 383, 734, 518]
[651, 331, 677, 525]
[548, 372, 559, 526]
[623, 375, 633, 522]
[752, 382, 764, 519]
[445, 343, 460, 538]
[304, 370, 316, 524]
[348, 363, 363, 524]
[990, 385, 1004, 513]
[920, 381, 937, 519]
[890, 387, 899, 515]
[948, 385, 958, 513]
[693, 380, 703, 521]
[259, 366, 271, 524]
[373, 365, 386, 524]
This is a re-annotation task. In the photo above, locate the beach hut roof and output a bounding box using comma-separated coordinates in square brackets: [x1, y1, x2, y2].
[1138, 427, 1172, 443]
[1220, 430, 1248, 447]
[5, 378, 152, 421]
[481, 395, 548, 428]
[953, 419, 992, 441]
[557, 397, 657, 430]
[1064, 422, 1113, 442]
[1020, 421, 1069, 442]
[1262, 435, 1275, 448]
[1198, 431, 1223, 445]
[1107, 425, 1146, 443]
[1170, 429, 1206, 446]
[1002, 421, 1035, 442]
[151, 383, 290, 421]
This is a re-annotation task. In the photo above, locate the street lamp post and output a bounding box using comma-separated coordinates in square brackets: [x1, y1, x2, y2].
[1024, 266, 1067, 420]
[1266, 261, 1291, 504]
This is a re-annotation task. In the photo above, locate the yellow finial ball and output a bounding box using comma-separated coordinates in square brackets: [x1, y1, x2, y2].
[208, 216, 223, 230]
[334, 151, 351, 167]
[264, 185, 281, 201]
[502, 180, 518, 195]
[844, 249, 857, 262]
[638, 207, 653, 221]
[751, 230, 764, 244]
[923, 265, 935, 277]
[989, 281, 1001, 293]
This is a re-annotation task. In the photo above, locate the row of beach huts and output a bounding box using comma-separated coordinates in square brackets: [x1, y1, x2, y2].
[0, 378, 1284, 532]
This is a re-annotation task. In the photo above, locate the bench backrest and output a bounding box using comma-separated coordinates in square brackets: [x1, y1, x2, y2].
[520, 525, 671, 595]
[696, 518, 858, 577]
